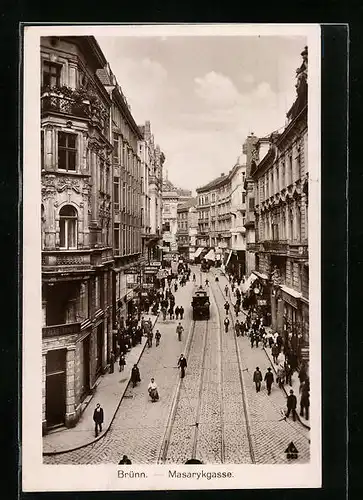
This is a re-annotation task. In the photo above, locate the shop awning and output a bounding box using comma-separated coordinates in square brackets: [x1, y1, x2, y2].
[225, 250, 232, 267]
[252, 271, 269, 281]
[204, 249, 215, 261]
[280, 284, 302, 299]
[241, 273, 257, 293]
[194, 247, 203, 258]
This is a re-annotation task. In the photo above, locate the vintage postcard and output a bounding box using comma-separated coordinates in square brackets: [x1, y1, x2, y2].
[22, 23, 321, 491]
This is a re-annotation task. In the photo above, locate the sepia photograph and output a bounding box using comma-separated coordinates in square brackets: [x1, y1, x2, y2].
[22, 23, 321, 491]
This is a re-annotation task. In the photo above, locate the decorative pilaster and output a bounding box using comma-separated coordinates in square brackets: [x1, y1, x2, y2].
[64, 347, 76, 428]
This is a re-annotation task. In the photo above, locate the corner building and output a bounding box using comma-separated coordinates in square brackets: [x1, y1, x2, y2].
[41, 36, 114, 431]
[250, 47, 309, 356]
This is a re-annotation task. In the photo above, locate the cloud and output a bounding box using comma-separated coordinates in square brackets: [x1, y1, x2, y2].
[194, 71, 241, 108]
[242, 73, 255, 84]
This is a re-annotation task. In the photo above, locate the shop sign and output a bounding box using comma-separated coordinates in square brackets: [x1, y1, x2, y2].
[142, 283, 154, 289]
[144, 267, 158, 274]
[257, 299, 267, 306]
[149, 261, 162, 267]
[124, 267, 139, 274]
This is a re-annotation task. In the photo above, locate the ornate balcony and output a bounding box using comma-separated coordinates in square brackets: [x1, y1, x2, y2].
[43, 321, 81, 338]
[41, 86, 108, 131]
[42, 248, 114, 272]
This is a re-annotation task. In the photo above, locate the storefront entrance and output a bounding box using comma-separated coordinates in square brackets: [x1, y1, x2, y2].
[45, 349, 66, 427]
[96, 323, 103, 377]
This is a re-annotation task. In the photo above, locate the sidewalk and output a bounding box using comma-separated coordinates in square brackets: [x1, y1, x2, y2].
[211, 266, 310, 430]
[43, 313, 159, 455]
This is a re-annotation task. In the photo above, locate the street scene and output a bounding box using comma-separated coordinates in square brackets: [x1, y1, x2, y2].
[39, 31, 311, 466]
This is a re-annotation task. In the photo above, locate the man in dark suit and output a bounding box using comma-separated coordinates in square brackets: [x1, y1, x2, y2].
[93, 403, 104, 437]
[177, 354, 188, 378]
[286, 389, 297, 421]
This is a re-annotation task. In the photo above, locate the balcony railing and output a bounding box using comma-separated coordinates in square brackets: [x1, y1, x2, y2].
[41, 86, 108, 132]
[43, 322, 81, 338]
[42, 248, 114, 270]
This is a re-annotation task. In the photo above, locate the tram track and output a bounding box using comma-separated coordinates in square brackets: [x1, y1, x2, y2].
[211, 274, 256, 464]
[158, 317, 209, 463]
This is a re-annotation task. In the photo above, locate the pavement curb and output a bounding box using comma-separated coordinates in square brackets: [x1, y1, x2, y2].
[43, 312, 160, 456]
[214, 267, 311, 431]
[262, 346, 311, 430]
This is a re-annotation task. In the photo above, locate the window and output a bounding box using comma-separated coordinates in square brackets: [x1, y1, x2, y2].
[289, 155, 293, 185]
[296, 152, 301, 180]
[43, 61, 61, 87]
[41, 130, 44, 170]
[59, 205, 77, 249]
[122, 182, 127, 210]
[281, 160, 285, 188]
[249, 197, 255, 212]
[113, 134, 119, 162]
[114, 223, 120, 252]
[114, 177, 120, 209]
[242, 192, 246, 204]
[58, 132, 76, 171]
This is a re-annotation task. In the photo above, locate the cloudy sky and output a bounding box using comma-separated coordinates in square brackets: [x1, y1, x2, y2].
[97, 35, 306, 192]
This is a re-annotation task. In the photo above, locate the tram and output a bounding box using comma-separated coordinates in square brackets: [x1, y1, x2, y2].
[191, 286, 210, 320]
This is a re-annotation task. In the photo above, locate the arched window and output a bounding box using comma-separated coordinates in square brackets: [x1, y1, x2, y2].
[59, 205, 77, 249]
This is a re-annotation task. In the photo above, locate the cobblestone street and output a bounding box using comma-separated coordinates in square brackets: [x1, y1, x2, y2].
[44, 268, 309, 465]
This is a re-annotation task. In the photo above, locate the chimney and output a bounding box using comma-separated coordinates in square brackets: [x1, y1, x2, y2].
[243, 133, 259, 177]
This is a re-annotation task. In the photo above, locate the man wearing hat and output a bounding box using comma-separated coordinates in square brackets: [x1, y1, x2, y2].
[264, 367, 274, 395]
[286, 389, 298, 421]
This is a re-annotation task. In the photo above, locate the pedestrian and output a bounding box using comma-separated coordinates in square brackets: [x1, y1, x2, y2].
[205, 279, 209, 287]
[193, 273, 196, 282]
[224, 316, 230, 333]
[224, 301, 230, 315]
[264, 367, 274, 395]
[286, 389, 297, 421]
[176, 322, 184, 341]
[225, 285, 229, 297]
[169, 305, 174, 320]
[119, 455, 132, 464]
[155, 329, 161, 346]
[93, 403, 104, 437]
[119, 354, 126, 372]
[272, 343, 279, 364]
[253, 367, 263, 393]
[276, 334, 283, 354]
[147, 330, 153, 348]
[109, 350, 115, 374]
[285, 361, 293, 386]
[130, 364, 141, 387]
[148, 378, 159, 402]
[177, 354, 188, 378]
[174, 282, 178, 293]
[175, 306, 180, 320]
[234, 302, 240, 316]
[179, 306, 184, 320]
[250, 332, 255, 348]
[162, 306, 167, 321]
[276, 363, 285, 388]
[300, 379, 310, 420]
[235, 320, 240, 337]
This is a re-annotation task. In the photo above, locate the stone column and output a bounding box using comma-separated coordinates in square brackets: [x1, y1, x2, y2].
[65, 347, 76, 428]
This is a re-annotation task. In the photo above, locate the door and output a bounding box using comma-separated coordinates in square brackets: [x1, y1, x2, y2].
[96, 323, 103, 376]
[46, 349, 66, 427]
[81, 335, 90, 400]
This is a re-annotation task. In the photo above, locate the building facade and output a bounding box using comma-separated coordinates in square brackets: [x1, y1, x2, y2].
[176, 198, 197, 260]
[41, 36, 114, 431]
[138, 121, 165, 262]
[195, 162, 247, 273]
[40, 36, 165, 433]
[249, 46, 309, 355]
[162, 179, 192, 255]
